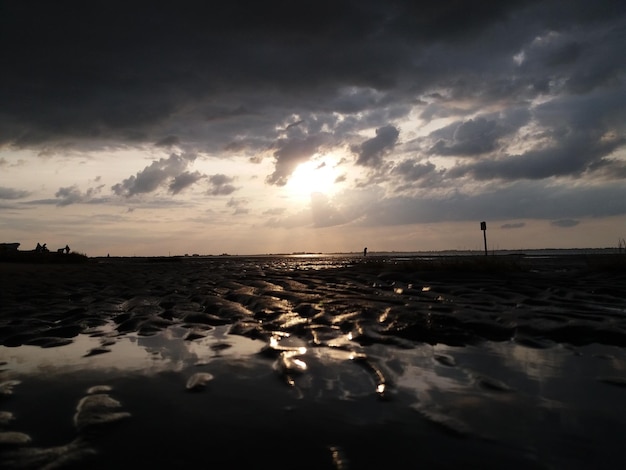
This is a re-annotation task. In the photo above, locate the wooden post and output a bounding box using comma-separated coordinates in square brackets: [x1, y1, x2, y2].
[480, 221, 487, 256]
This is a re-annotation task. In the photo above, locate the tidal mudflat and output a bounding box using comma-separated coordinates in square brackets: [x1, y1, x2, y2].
[1, 255, 625, 469]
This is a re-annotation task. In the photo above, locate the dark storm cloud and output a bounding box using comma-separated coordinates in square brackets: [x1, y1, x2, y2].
[428, 109, 531, 157]
[445, 86, 626, 181]
[514, 21, 626, 95]
[155, 136, 181, 148]
[0, 0, 572, 149]
[430, 118, 502, 156]
[112, 153, 198, 197]
[449, 134, 621, 181]
[353, 125, 400, 167]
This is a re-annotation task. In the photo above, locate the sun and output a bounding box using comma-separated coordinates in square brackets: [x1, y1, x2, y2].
[285, 158, 339, 200]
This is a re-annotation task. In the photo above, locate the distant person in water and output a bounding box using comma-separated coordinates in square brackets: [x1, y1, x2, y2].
[363, 247, 367, 257]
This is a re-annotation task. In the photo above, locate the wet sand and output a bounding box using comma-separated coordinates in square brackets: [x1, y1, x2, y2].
[0, 255, 625, 469]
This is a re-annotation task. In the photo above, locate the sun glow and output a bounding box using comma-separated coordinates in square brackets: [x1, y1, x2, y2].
[286, 159, 340, 200]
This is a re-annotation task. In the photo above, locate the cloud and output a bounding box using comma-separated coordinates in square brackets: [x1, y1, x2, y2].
[444, 87, 626, 182]
[265, 134, 331, 186]
[226, 197, 249, 215]
[392, 160, 438, 182]
[353, 125, 400, 167]
[551, 219, 580, 228]
[0, 1, 622, 154]
[514, 25, 625, 95]
[155, 136, 181, 147]
[54, 185, 106, 206]
[0, 187, 30, 200]
[501, 222, 526, 229]
[263, 207, 286, 216]
[342, 181, 626, 226]
[284, 120, 305, 131]
[428, 109, 531, 157]
[112, 153, 198, 197]
[208, 174, 238, 196]
[55, 186, 84, 206]
[450, 132, 624, 181]
[169, 171, 205, 195]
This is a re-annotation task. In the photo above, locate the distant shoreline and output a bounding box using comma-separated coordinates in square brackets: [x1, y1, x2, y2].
[2, 250, 624, 276]
[92, 246, 623, 259]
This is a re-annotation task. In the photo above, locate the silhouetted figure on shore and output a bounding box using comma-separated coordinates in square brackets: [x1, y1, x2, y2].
[363, 247, 367, 257]
[57, 245, 70, 254]
[42, 243, 49, 253]
[36, 242, 42, 253]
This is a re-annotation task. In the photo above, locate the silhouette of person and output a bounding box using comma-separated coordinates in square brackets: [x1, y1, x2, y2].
[64, 245, 70, 254]
[363, 247, 367, 257]
[36, 242, 42, 253]
[42, 243, 48, 252]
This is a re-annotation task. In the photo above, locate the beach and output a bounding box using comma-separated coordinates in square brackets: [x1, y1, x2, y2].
[0, 254, 625, 469]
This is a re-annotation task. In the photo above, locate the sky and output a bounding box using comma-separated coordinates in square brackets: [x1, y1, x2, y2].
[1, 0, 626, 256]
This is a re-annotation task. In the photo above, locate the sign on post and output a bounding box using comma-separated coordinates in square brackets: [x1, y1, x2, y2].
[480, 221, 487, 255]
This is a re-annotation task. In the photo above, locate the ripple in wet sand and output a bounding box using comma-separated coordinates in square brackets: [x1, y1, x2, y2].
[185, 372, 215, 391]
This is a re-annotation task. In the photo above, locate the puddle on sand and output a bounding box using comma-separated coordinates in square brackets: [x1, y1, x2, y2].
[0, 324, 264, 376]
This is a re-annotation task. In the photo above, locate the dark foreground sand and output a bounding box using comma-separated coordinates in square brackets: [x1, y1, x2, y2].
[0, 255, 625, 469]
